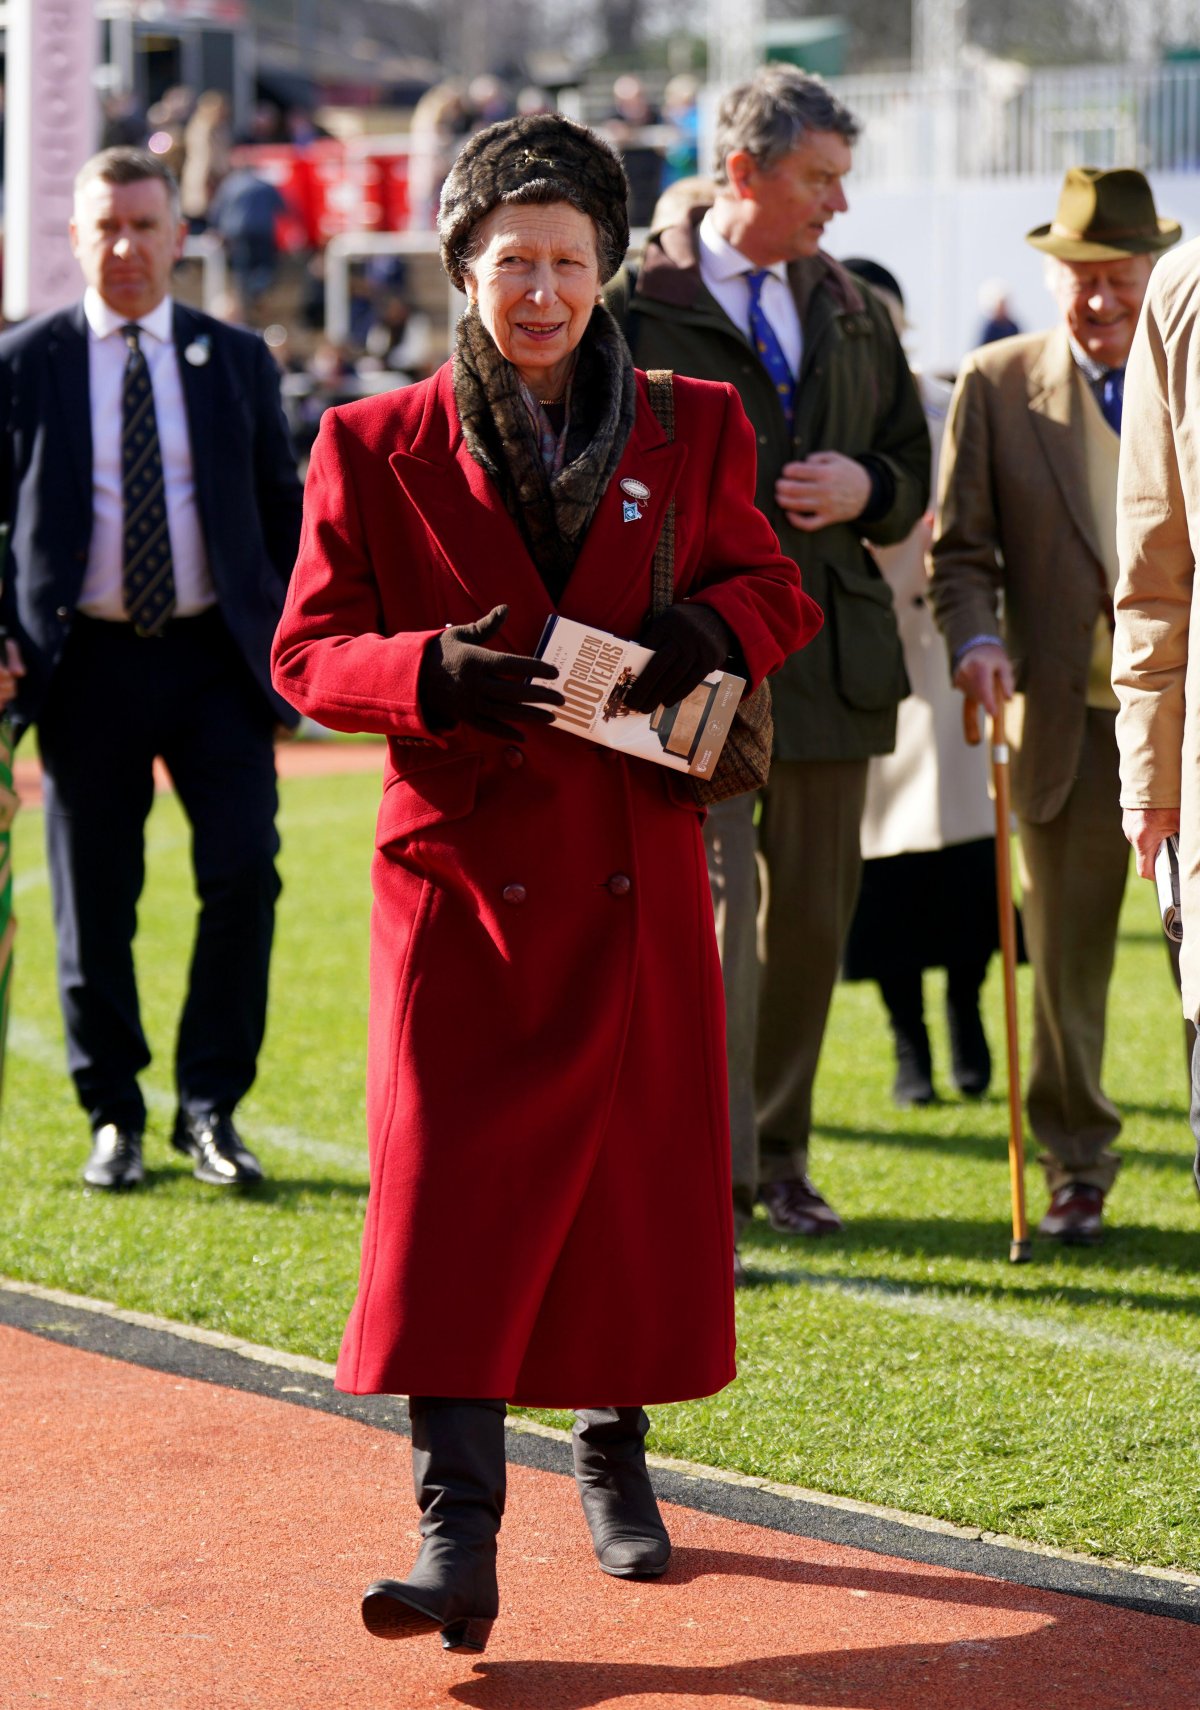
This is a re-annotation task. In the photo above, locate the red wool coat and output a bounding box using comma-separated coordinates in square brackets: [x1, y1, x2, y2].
[272, 361, 821, 1407]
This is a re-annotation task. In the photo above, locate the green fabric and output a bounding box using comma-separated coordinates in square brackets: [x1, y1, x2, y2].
[606, 223, 931, 761]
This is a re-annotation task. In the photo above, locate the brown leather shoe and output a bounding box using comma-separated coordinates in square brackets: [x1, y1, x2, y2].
[1037, 1183, 1105, 1245]
[758, 1176, 844, 1236]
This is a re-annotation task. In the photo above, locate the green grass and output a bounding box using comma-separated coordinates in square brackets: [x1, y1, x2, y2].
[3, 772, 1199, 1571]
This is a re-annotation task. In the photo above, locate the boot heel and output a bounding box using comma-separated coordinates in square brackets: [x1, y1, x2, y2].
[440, 1615, 493, 1653]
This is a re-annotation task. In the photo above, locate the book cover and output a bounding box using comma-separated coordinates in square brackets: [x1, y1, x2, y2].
[534, 615, 746, 779]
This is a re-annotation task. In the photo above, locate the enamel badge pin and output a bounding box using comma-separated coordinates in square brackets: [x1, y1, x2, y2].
[184, 336, 211, 367]
[619, 477, 651, 522]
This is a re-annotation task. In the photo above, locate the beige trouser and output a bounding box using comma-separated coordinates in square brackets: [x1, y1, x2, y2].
[704, 760, 868, 1231]
[1017, 707, 1188, 1193]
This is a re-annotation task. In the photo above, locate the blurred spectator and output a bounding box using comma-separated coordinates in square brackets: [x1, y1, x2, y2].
[516, 86, 554, 118]
[207, 167, 286, 316]
[100, 91, 146, 150]
[358, 292, 433, 380]
[180, 90, 232, 229]
[238, 101, 287, 147]
[144, 85, 194, 183]
[977, 278, 1020, 344]
[466, 75, 514, 131]
[408, 81, 472, 230]
[649, 174, 715, 234]
[604, 75, 663, 228]
[285, 106, 329, 146]
[662, 75, 700, 182]
[840, 259, 999, 1106]
[348, 254, 409, 347]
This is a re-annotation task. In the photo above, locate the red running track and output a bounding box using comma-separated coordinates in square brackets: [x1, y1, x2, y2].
[2, 1325, 1198, 1709]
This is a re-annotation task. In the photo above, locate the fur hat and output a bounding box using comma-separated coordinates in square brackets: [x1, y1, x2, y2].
[438, 114, 629, 292]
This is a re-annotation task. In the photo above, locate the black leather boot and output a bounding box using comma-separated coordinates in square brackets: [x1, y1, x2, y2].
[946, 963, 992, 1097]
[573, 1406, 671, 1579]
[362, 1396, 506, 1651]
[880, 971, 935, 1106]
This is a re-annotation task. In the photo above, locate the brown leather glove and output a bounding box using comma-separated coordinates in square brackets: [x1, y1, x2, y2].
[418, 604, 563, 741]
[623, 601, 734, 714]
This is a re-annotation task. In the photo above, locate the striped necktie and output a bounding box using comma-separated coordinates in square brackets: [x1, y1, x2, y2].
[121, 324, 176, 636]
[744, 268, 795, 430]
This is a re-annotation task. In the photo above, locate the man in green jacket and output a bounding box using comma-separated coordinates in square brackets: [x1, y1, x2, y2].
[608, 66, 929, 1258]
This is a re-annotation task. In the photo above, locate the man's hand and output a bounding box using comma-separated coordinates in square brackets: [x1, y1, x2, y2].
[0, 639, 26, 712]
[776, 453, 872, 532]
[953, 643, 1014, 719]
[1123, 807, 1181, 880]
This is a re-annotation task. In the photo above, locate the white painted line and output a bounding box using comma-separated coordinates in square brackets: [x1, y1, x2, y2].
[5, 1275, 1200, 1597]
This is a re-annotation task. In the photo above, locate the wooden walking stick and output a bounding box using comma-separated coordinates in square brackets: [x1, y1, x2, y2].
[964, 688, 1031, 1263]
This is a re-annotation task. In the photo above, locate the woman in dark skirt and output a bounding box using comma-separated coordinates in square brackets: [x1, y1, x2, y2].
[841, 259, 999, 1107]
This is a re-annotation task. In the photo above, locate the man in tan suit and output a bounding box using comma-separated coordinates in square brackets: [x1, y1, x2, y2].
[931, 168, 1182, 1244]
[1112, 235, 1200, 1201]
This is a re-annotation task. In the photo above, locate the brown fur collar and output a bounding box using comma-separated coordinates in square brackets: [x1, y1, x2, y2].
[454, 304, 637, 602]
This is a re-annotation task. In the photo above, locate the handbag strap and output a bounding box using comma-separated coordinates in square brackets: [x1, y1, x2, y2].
[644, 369, 676, 620]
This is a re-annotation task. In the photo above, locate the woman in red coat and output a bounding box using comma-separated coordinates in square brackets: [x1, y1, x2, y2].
[272, 115, 820, 1652]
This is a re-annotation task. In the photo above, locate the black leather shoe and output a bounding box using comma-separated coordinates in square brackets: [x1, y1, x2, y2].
[172, 1111, 263, 1186]
[83, 1124, 144, 1190]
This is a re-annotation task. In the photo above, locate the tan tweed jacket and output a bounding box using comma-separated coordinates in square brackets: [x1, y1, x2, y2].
[1113, 236, 1200, 1021]
[930, 325, 1114, 824]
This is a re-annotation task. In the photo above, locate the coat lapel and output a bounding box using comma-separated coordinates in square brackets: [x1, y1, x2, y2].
[173, 303, 216, 538]
[388, 367, 552, 642]
[1027, 327, 1104, 567]
[46, 304, 92, 508]
[558, 392, 688, 631]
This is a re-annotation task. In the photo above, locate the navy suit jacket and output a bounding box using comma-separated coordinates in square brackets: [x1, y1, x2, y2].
[0, 298, 304, 736]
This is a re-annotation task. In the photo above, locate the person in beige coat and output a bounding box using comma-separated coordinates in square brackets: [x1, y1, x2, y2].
[1112, 234, 1200, 1200]
[931, 167, 1183, 1245]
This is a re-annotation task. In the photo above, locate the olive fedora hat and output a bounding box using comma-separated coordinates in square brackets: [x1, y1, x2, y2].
[1026, 166, 1182, 261]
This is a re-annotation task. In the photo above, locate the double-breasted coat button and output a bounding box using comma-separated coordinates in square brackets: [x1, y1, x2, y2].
[502, 882, 527, 905]
[503, 744, 524, 769]
[607, 873, 632, 897]
[56, 606, 70, 621]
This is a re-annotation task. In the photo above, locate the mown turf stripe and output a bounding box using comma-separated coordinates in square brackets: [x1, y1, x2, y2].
[7, 1016, 367, 1173]
[3, 1276, 1199, 1628]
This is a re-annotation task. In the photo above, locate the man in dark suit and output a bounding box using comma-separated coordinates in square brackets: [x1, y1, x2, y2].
[0, 147, 303, 1190]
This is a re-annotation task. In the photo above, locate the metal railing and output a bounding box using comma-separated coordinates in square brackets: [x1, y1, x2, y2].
[831, 59, 1200, 184]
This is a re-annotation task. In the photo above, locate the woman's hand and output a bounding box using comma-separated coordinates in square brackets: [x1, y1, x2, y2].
[625, 602, 733, 714]
[418, 604, 563, 741]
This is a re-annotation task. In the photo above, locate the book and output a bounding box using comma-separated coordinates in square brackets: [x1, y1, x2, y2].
[534, 614, 746, 780]
[1155, 835, 1183, 944]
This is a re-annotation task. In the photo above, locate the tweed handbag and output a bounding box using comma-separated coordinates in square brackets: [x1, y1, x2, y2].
[644, 369, 774, 805]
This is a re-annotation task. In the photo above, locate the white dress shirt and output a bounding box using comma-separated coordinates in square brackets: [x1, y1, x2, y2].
[697, 209, 804, 379]
[80, 287, 215, 620]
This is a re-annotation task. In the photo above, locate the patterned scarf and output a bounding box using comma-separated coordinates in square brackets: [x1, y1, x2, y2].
[453, 304, 637, 604]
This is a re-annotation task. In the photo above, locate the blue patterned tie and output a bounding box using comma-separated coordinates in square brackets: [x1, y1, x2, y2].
[744, 268, 795, 430]
[1098, 367, 1124, 435]
[121, 324, 176, 636]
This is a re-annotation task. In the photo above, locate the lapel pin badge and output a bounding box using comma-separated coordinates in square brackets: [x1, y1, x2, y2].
[619, 477, 650, 522]
[184, 335, 211, 367]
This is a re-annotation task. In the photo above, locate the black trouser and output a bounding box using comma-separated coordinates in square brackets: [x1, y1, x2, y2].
[39, 611, 281, 1133]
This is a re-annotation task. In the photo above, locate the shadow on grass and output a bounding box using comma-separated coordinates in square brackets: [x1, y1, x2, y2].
[738, 1217, 1200, 1317]
[816, 1121, 1193, 1172]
